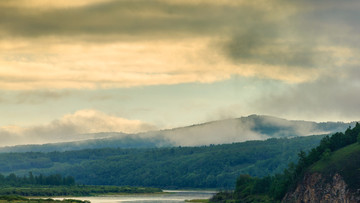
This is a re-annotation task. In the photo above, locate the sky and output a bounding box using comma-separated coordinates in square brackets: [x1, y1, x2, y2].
[1, 0, 360, 145]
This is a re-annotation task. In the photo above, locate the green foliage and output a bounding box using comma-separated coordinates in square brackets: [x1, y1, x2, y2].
[357, 133, 360, 144]
[0, 135, 325, 189]
[0, 185, 162, 197]
[269, 123, 360, 199]
[211, 189, 277, 203]
[0, 195, 89, 202]
[209, 191, 235, 202]
[0, 195, 27, 201]
[0, 173, 74, 187]
[320, 148, 331, 160]
[0, 135, 172, 153]
[232, 175, 280, 202]
[311, 143, 360, 189]
[212, 123, 360, 202]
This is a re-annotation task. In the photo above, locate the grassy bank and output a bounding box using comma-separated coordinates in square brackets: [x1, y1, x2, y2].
[0, 185, 162, 197]
[310, 143, 360, 189]
[0, 195, 89, 203]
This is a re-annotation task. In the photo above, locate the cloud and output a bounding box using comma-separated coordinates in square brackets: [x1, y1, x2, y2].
[219, 0, 360, 71]
[158, 118, 266, 146]
[14, 90, 72, 104]
[223, 30, 325, 68]
[0, 0, 113, 9]
[0, 109, 157, 146]
[0, 0, 359, 90]
[142, 114, 340, 146]
[0, 0, 287, 38]
[0, 90, 75, 104]
[252, 66, 360, 122]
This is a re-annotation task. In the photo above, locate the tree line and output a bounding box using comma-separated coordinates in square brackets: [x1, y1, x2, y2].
[0, 172, 75, 186]
[0, 185, 162, 197]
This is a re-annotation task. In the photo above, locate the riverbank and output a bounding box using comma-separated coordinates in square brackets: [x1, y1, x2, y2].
[0, 195, 89, 203]
[0, 185, 162, 197]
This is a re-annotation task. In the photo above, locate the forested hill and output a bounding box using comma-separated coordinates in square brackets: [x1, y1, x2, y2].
[0, 135, 172, 153]
[0, 135, 326, 189]
[210, 123, 360, 202]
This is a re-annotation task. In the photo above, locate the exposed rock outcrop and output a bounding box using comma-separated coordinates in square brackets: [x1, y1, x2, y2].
[283, 173, 360, 203]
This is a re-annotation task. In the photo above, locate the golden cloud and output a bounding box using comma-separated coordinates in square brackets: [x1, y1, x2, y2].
[0, 109, 158, 146]
[0, 0, 113, 9]
[0, 0, 358, 90]
[0, 37, 330, 90]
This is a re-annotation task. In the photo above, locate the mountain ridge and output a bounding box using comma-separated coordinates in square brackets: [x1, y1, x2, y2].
[0, 115, 356, 153]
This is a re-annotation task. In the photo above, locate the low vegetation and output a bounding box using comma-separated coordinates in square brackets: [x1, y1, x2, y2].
[0, 195, 89, 203]
[311, 143, 360, 189]
[185, 199, 210, 202]
[0, 172, 161, 197]
[0, 185, 162, 197]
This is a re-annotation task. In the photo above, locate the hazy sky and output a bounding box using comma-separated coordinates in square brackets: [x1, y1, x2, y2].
[1, 0, 360, 144]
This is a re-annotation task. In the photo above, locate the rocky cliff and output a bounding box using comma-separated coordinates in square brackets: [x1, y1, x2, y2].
[283, 172, 360, 203]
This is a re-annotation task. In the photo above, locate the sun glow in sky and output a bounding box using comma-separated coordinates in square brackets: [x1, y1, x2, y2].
[1, 0, 360, 145]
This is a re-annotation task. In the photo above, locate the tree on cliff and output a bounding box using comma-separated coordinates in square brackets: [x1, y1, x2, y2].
[211, 123, 360, 202]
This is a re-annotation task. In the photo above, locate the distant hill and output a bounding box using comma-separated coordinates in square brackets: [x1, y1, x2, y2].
[0, 135, 326, 189]
[143, 115, 355, 146]
[0, 134, 172, 153]
[0, 115, 355, 152]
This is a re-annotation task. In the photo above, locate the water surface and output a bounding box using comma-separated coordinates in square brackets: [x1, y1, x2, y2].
[54, 190, 216, 203]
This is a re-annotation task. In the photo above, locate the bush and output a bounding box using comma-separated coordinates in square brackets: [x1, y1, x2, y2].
[0, 195, 28, 200]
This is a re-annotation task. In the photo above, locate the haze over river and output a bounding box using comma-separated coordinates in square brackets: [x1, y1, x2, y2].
[53, 190, 216, 203]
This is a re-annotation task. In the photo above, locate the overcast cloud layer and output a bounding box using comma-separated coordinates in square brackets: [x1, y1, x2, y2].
[2, 0, 359, 90]
[1, 0, 360, 144]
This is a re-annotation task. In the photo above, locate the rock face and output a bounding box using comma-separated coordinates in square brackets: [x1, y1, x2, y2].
[283, 173, 360, 203]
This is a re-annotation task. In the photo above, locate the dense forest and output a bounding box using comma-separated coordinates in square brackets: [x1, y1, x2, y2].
[210, 123, 360, 202]
[0, 172, 75, 186]
[0, 135, 326, 189]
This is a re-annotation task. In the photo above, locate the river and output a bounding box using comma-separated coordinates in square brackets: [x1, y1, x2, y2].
[53, 190, 217, 203]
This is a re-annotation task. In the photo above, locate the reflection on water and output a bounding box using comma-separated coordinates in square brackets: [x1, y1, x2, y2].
[53, 190, 216, 203]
